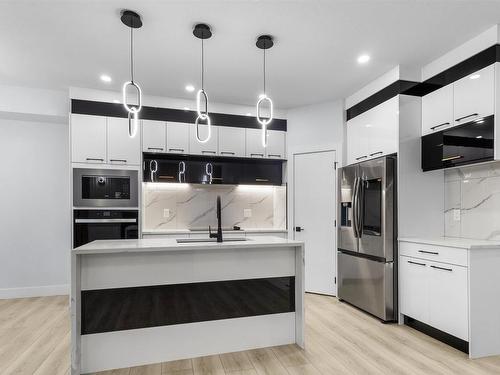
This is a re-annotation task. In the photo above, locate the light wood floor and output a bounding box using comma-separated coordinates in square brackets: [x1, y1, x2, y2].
[2, 293, 500, 374]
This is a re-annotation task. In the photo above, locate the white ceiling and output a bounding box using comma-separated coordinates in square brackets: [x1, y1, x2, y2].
[1, 0, 500, 109]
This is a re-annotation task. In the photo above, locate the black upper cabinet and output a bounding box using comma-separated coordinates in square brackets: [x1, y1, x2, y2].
[143, 154, 283, 186]
[422, 115, 494, 171]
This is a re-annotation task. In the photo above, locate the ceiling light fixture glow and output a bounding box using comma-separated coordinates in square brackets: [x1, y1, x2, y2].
[120, 10, 143, 138]
[476, 135, 483, 139]
[357, 54, 370, 64]
[193, 23, 213, 144]
[100, 74, 112, 83]
[185, 85, 195, 92]
[256, 35, 275, 147]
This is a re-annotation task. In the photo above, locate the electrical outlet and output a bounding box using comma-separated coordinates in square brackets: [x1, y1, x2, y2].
[453, 209, 461, 222]
[244, 208, 252, 218]
[163, 209, 171, 218]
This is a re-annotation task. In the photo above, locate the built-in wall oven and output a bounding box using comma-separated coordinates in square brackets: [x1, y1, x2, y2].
[72, 168, 139, 248]
[73, 168, 138, 208]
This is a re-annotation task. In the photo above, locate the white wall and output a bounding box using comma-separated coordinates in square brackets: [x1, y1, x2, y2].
[0, 118, 70, 298]
[285, 100, 345, 240]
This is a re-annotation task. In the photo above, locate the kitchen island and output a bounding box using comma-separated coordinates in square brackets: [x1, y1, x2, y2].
[71, 236, 304, 374]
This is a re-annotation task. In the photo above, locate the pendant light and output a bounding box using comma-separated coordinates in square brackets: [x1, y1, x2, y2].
[193, 23, 212, 143]
[120, 10, 143, 138]
[256, 35, 274, 147]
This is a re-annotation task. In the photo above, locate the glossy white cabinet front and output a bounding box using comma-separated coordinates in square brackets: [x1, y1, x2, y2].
[453, 64, 495, 126]
[266, 130, 286, 159]
[142, 120, 166, 153]
[422, 85, 454, 136]
[166, 122, 190, 154]
[189, 124, 219, 156]
[400, 256, 429, 324]
[246, 128, 266, 158]
[107, 117, 141, 165]
[218, 126, 246, 157]
[71, 114, 107, 163]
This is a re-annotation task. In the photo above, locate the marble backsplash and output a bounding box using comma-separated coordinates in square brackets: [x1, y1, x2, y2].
[143, 183, 286, 231]
[445, 161, 500, 240]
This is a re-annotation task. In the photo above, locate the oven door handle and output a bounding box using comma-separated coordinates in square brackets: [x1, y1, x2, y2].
[74, 219, 137, 223]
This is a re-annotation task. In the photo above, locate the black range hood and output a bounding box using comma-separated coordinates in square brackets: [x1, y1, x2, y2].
[422, 115, 494, 172]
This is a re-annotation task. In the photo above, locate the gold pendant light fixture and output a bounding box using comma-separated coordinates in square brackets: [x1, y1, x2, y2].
[120, 10, 143, 138]
[193, 23, 213, 143]
[256, 35, 274, 147]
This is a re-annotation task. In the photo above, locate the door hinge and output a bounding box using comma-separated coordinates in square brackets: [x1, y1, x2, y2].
[334, 277, 337, 284]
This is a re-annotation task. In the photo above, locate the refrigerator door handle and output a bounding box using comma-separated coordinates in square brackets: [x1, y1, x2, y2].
[352, 177, 359, 238]
[357, 178, 364, 238]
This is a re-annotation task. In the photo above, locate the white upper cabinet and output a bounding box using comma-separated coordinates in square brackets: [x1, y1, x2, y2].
[346, 96, 398, 165]
[246, 128, 266, 158]
[166, 122, 190, 154]
[266, 130, 286, 159]
[142, 120, 166, 153]
[71, 114, 107, 164]
[453, 64, 495, 125]
[189, 124, 219, 156]
[107, 117, 141, 165]
[218, 126, 246, 157]
[422, 85, 454, 136]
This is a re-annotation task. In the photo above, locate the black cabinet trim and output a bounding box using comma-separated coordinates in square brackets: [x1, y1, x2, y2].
[71, 99, 287, 131]
[347, 44, 500, 121]
[81, 276, 295, 335]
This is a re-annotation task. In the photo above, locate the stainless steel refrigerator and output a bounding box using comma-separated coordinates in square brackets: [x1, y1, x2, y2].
[337, 155, 397, 322]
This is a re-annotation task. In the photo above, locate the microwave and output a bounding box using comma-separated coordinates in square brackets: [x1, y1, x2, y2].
[73, 168, 138, 208]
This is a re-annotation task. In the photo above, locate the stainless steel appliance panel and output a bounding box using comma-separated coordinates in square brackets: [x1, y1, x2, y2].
[358, 156, 395, 261]
[338, 251, 395, 321]
[73, 168, 138, 208]
[338, 165, 358, 252]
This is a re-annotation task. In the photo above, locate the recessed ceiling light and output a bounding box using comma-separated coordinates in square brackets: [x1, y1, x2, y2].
[113, 99, 120, 104]
[357, 54, 370, 64]
[185, 85, 195, 92]
[100, 74, 112, 83]
[470, 74, 480, 80]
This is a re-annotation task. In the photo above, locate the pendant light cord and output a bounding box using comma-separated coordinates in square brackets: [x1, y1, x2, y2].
[263, 48, 266, 95]
[201, 38, 204, 90]
[130, 27, 134, 84]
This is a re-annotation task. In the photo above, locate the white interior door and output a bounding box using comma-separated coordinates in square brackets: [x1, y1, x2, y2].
[294, 150, 337, 295]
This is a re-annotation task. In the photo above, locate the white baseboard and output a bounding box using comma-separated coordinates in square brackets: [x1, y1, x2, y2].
[0, 284, 69, 299]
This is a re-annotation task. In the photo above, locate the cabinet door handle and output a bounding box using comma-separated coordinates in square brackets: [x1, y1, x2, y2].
[430, 265, 453, 272]
[355, 156, 368, 161]
[369, 151, 383, 157]
[211, 177, 223, 181]
[221, 151, 235, 155]
[159, 175, 175, 180]
[202, 150, 217, 154]
[268, 154, 282, 158]
[418, 250, 439, 255]
[408, 260, 426, 266]
[110, 159, 127, 163]
[169, 148, 184, 152]
[251, 153, 264, 157]
[455, 113, 478, 122]
[255, 178, 269, 182]
[430, 122, 450, 130]
[147, 147, 164, 151]
[85, 158, 104, 162]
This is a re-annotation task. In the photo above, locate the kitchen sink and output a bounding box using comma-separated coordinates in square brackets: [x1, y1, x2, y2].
[176, 238, 248, 244]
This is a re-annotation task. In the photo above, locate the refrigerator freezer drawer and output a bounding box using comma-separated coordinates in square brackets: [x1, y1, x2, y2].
[338, 251, 396, 321]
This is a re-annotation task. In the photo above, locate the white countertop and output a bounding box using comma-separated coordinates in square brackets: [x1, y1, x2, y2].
[73, 236, 303, 255]
[399, 237, 500, 249]
[142, 228, 288, 235]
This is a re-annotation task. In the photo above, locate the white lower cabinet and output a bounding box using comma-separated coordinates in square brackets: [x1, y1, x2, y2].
[400, 243, 469, 341]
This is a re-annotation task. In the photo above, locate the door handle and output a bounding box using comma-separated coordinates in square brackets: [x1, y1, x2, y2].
[355, 156, 368, 161]
[430, 122, 450, 130]
[418, 250, 439, 255]
[369, 151, 383, 157]
[251, 153, 264, 157]
[221, 151, 235, 155]
[169, 148, 184, 152]
[202, 150, 217, 154]
[147, 147, 164, 151]
[408, 260, 426, 267]
[430, 265, 453, 272]
[295, 226, 304, 232]
[110, 159, 127, 163]
[86, 158, 104, 162]
[455, 113, 478, 122]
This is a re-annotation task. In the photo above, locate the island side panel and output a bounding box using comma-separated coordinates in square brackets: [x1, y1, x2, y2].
[295, 243, 305, 348]
[468, 247, 500, 358]
[70, 252, 81, 375]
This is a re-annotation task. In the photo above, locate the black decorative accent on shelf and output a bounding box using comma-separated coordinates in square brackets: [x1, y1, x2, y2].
[71, 99, 287, 131]
[143, 153, 284, 186]
[346, 44, 500, 121]
[404, 316, 468, 354]
[81, 276, 295, 335]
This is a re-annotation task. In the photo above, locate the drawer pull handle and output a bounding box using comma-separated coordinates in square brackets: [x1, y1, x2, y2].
[86, 158, 104, 162]
[221, 151, 235, 155]
[408, 260, 426, 266]
[202, 150, 217, 154]
[356, 155, 368, 160]
[147, 147, 164, 151]
[430, 265, 453, 272]
[169, 148, 184, 152]
[211, 177, 223, 181]
[268, 154, 282, 158]
[251, 153, 264, 157]
[369, 151, 383, 157]
[159, 175, 175, 179]
[110, 159, 127, 163]
[430, 122, 450, 130]
[455, 113, 478, 122]
[255, 178, 269, 182]
[418, 250, 439, 255]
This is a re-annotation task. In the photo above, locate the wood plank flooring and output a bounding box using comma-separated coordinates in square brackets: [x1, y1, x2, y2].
[2, 293, 500, 374]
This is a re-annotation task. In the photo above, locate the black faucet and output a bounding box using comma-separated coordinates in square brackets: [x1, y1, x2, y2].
[209, 195, 223, 242]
